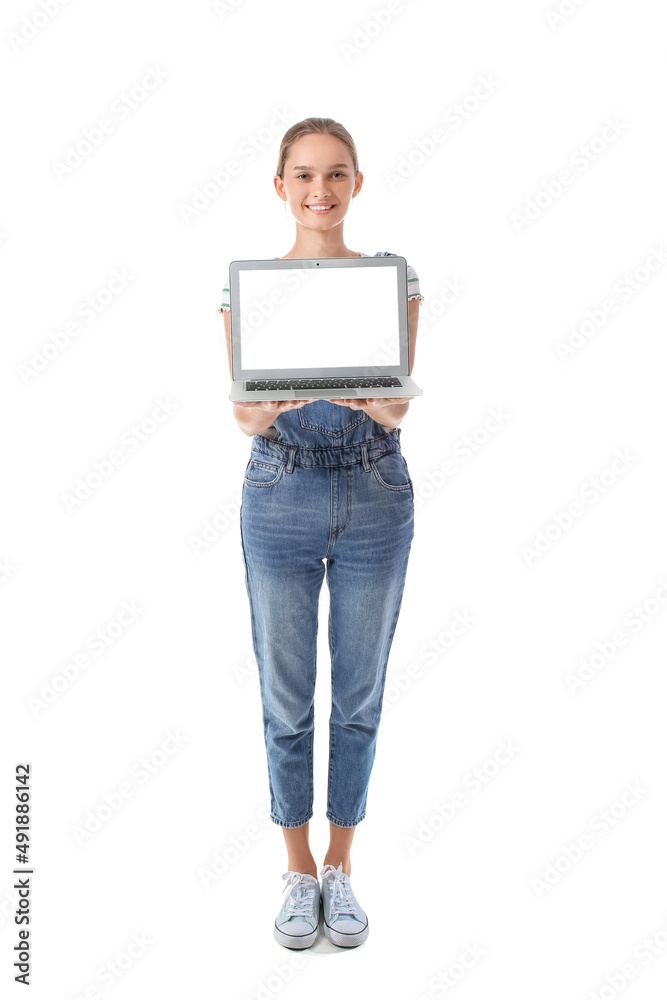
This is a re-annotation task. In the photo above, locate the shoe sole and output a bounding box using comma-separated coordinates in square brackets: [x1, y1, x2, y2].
[322, 920, 369, 948]
[274, 923, 319, 949]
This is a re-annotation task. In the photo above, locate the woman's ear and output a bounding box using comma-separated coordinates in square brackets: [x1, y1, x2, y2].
[274, 175, 287, 201]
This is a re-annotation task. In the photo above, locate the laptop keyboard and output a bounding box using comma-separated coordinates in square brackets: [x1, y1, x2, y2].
[245, 377, 403, 391]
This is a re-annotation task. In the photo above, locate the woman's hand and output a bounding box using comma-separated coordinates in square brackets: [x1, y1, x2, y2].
[327, 396, 409, 430]
[326, 398, 397, 410]
[228, 396, 316, 436]
[229, 396, 315, 411]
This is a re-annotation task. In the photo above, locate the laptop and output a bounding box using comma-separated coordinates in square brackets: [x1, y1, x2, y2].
[228, 255, 423, 401]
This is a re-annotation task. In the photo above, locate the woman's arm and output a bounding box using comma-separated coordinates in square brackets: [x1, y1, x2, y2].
[222, 309, 314, 436]
[407, 295, 420, 375]
[222, 309, 273, 436]
[328, 294, 422, 429]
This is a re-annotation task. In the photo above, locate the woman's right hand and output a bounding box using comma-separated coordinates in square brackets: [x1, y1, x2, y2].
[230, 397, 315, 412]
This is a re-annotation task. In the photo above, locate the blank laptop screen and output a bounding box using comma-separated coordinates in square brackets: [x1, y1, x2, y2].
[236, 264, 400, 371]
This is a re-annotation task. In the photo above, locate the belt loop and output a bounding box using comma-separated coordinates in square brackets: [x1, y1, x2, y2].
[360, 441, 370, 472]
[286, 446, 297, 473]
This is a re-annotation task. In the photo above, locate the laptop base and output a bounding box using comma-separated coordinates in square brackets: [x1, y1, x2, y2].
[230, 377, 422, 402]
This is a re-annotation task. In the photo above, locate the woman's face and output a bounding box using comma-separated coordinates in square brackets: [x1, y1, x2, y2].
[275, 133, 363, 231]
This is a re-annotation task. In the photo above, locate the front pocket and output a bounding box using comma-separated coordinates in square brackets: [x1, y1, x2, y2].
[370, 452, 413, 491]
[243, 458, 285, 487]
[298, 400, 369, 438]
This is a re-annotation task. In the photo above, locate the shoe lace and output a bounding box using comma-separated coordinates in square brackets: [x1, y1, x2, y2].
[281, 871, 317, 917]
[320, 863, 359, 918]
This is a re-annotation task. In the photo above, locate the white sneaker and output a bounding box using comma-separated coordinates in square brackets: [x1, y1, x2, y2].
[320, 863, 369, 947]
[273, 871, 320, 949]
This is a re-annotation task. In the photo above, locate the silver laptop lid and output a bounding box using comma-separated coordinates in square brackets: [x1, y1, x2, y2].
[229, 256, 409, 381]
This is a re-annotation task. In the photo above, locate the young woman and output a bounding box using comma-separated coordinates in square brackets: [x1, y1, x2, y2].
[219, 118, 423, 949]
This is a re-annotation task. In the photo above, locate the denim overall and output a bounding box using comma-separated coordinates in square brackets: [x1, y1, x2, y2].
[239, 399, 415, 829]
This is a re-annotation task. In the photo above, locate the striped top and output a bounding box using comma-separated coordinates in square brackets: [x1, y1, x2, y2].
[218, 252, 424, 312]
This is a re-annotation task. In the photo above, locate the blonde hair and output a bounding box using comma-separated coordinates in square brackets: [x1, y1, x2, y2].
[275, 118, 359, 179]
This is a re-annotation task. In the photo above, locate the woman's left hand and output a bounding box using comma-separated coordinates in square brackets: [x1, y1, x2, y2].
[327, 398, 396, 410]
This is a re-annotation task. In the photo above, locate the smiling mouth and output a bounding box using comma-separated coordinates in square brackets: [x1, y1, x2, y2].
[306, 204, 335, 213]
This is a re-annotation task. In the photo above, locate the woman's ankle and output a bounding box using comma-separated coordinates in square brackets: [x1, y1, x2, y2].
[287, 858, 318, 877]
[322, 856, 351, 876]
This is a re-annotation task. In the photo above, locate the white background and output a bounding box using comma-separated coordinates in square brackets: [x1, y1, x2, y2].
[1, 1, 666, 998]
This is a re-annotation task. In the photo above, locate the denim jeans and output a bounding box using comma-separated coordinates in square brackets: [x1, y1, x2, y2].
[239, 400, 415, 828]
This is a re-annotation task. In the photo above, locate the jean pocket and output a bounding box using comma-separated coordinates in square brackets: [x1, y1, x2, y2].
[243, 457, 285, 487]
[298, 400, 369, 438]
[370, 452, 413, 492]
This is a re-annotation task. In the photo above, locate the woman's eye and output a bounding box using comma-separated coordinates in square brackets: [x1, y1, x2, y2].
[296, 172, 345, 180]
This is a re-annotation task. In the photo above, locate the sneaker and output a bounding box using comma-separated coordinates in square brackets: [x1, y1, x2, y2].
[320, 863, 369, 947]
[273, 871, 320, 949]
